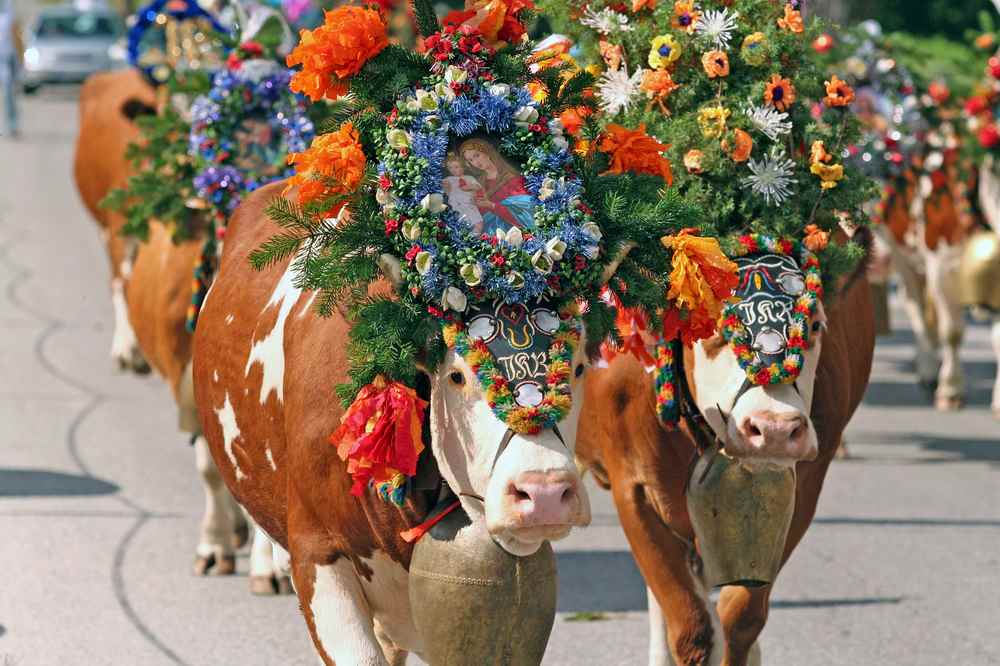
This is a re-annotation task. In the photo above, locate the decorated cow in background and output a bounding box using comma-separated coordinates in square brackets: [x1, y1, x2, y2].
[192, 3, 699, 662]
[76, 0, 314, 593]
[539, 2, 878, 663]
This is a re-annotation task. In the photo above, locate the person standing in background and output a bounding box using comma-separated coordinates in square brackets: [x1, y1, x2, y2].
[0, 0, 22, 139]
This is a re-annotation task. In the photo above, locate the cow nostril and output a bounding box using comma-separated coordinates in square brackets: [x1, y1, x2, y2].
[561, 486, 574, 503]
[748, 423, 762, 438]
[791, 421, 807, 441]
[513, 487, 531, 502]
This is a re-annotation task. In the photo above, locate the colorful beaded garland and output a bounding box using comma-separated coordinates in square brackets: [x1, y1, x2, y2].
[443, 316, 581, 435]
[378, 25, 604, 317]
[653, 337, 679, 427]
[720, 233, 823, 386]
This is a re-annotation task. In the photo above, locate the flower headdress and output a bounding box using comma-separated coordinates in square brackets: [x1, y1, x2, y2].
[254, 1, 696, 501]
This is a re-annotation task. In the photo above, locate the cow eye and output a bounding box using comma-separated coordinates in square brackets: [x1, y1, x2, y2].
[811, 320, 823, 333]
[574, 363, 585, 378]
[449, 371, 465, 386]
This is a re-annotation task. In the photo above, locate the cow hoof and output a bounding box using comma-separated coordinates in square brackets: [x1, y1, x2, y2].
[276, 575, 295, 595]
[249, 574, 294, 596]
[934, 396, 963, 411]
[232, 522, 250, 550]
[918, 378, 938, 399]
[116, 351, 151, 375]
[193, 553, 237, 576]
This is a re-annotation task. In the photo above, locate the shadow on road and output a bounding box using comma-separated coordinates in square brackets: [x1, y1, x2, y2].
[815, 516, 1000, 528]
[0, 468, 118, 497]
[842, 432, 1000, 466]
[770, 597, 904, 610]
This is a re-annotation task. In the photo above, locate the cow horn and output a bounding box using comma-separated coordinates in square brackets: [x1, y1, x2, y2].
[599, 242, 636, 286]
[378, 253, 404, 289]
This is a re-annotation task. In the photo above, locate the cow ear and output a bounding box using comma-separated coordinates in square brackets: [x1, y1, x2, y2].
[378, 253, 403, 290]
[599, 242, 636, 286]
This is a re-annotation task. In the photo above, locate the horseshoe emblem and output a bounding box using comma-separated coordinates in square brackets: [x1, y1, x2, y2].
[506, 323, 533, 350]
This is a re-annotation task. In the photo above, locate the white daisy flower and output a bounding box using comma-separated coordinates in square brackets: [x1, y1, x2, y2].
[597, 65, 644, 116]
[742, 151, 797, 206]
[581, 7, 632, 35]
[745, 105, 793, 141]
[694, 8, 740, 50]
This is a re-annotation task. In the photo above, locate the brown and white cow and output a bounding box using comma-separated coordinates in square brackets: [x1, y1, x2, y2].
[577, 244, 874, 665]
[191, 181, 613, 663]
[875, 148, 977, 410]
[74, 70, 289, 592]
[974, 160, 1000, 417]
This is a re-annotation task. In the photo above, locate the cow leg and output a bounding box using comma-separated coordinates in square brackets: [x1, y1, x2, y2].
[992, 319, 1000, 418]
[715, 586, 764, 666]
[292, 556, 389, 666]
[612, 481, 720, 666]
[110, 275, 148, 373]
[249, 524, 293, 595]
[192, 435, 238, 576]
[924, 246, 965, 410]
[894, 266, 939, 393]
[647, 586, 675, 666]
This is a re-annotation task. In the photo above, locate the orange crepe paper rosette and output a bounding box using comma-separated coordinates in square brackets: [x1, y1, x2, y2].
[810, 139, 832, 165]
[285, 122, 367, 214]
[599, 124, 673, 185]
[803, 224, 830, 252]
[330, 376, 428, 497]
[671, 0, 700, 33]
[286, 6, 388, 101]
[764, 74, 796, 112]
[660, 230, 739, 344]
[777, 4, 804, 33]
[462, 0, 535, 45]
[702, 50, 730, 78]
[642, 69, 681, 114]
[632, 0, 656, 11]
[728, 128, 753, 163]
[823, 75, 855, 107]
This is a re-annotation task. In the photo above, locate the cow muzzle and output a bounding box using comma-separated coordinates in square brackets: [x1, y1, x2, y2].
[724, 384, 818, 465]
[484, 431, 591, 556]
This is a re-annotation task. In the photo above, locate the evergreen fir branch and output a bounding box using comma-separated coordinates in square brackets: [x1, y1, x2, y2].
[411, 0, 439, 38]
[250, 232, 304, 271]
[264, 196, 312, 231]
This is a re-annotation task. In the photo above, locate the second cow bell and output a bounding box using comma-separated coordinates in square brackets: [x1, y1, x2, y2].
[686, 449, 796, 588]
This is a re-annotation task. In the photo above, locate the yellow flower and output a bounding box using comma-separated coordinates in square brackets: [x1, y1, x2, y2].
[740, 32, 768, 66]
[649, 35, 682, 69]
[810, 162, 844, 189]
[698, 105, 730, 139]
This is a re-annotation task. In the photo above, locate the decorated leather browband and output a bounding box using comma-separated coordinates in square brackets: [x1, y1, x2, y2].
[651, 233, 823, 428]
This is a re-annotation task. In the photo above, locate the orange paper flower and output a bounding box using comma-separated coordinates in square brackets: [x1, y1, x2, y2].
[285, 122, 367, 213]
[599, 124, 673, 185]
[810, 140, 832, 165]
[286, 6, 388, 101]
[777, 4, 804, 33]
[803, 224, 830, 252]
[660, 230, 740, 344]
[468, 0, 535, 45]
[824, 75, 855, 107]
[632, 0, 656, 11]
[702, 50, 730, 78]
[559, 106, 590, 135]
[764, 74, 796, 112]
[728, 128, 753, 163]
[642, 69, 681, 114]
[671, 0, 699, 32]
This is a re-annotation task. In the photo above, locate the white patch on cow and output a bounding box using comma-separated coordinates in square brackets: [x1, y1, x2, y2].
[357, 552, 421, 657]
[249, 525, 276, 577]
[244, 264, 302, 405]
[225, 313, 235, 325]
[214, 393, 246, 481]
[213, 369, 219, 383]
[109, 277, 140, 364]
[310, 561, 390, 665]
[298, 290, 318, 318]
[265, 447, 277, 471]
[193, 435, 239, 558]
[645, 580, 733, 666]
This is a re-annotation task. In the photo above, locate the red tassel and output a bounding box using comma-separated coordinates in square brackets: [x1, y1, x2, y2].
[400, 500, 462, 543]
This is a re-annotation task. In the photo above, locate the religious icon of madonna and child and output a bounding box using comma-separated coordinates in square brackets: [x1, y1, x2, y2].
[442, 137, 535, 236]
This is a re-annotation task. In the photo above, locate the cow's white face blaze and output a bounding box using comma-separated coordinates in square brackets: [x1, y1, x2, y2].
[426, 342, 592, 557]
[691, 302, 826, 468]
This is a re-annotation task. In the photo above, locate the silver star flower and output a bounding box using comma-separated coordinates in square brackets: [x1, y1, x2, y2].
[694, 8, 740, 50]
[745, 104, 793, 141]
[597, 65, 644, 116]
[580, 7, 633, 35]
[742, 151, 798, 206]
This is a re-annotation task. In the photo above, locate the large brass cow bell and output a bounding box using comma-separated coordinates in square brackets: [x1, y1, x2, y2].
[686, 450, 796, 588]
[408, 505, 557, 665]
[958, 230, 1000, 314]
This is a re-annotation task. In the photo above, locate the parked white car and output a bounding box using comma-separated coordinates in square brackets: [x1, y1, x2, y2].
[22, 4, 124, 92]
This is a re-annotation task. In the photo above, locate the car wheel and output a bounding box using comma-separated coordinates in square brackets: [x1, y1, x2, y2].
[23, 83, 40, 95]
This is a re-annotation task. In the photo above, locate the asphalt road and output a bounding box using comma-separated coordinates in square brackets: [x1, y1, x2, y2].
[1, 88, 998, 666]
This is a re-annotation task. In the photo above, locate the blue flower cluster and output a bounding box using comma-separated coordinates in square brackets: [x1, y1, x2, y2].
[188, 63, 314, 219]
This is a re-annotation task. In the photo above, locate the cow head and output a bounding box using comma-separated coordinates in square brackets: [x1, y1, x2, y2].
[381, 251, 630, 556]
[690, 252, 826, 468]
